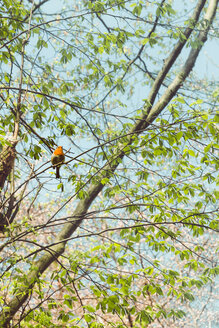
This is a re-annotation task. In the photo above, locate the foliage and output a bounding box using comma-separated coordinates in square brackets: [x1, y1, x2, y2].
[0, 0, 218, 327]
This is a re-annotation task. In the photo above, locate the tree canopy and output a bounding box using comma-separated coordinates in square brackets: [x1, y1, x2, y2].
[0, 0, 218, 327]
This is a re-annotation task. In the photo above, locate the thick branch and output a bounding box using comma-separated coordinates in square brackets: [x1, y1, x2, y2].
[0, 140, 17, 191]
[147, 0, 207, 106]
[143, 0, 218, 127]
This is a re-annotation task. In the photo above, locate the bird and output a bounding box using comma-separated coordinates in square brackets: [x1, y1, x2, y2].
[51, 146, 65, 179]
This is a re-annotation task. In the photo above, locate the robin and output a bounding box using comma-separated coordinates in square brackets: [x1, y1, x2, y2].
[51, 146, 65, 179]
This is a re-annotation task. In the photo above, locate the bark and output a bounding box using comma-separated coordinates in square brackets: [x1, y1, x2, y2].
[0, 140, 17, 191]
[0, 195, 19, 232]
[0, 0, 217, 325]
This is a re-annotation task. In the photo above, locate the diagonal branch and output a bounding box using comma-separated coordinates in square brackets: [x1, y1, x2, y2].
[147, 0, 207, 106]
